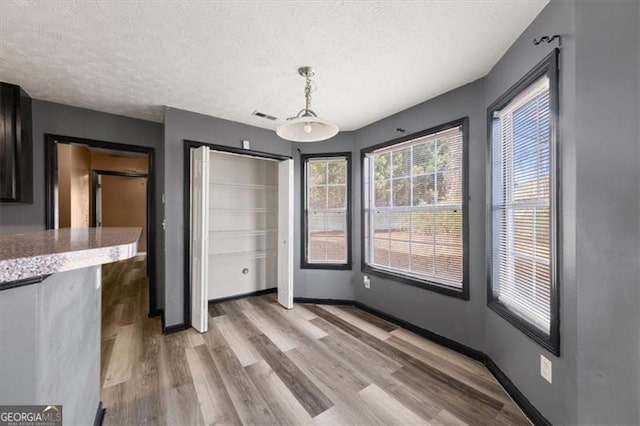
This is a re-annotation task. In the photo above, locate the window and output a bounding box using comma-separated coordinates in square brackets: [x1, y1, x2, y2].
[362, 119, 468, 299]
[488, 49, 559, 355]
[301, 153, 351, 269]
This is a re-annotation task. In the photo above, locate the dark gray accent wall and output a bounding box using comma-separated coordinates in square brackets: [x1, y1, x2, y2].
[350, 1, 582, 423]
[163, 107, 292, 326]
[483, 1, 577, 424]
[349, 2, 639, 424]
[0, 100, 165, 310]
[163, 107, 357, 325]
[1, 3, 637, 422]
[574, 2, 640, 424]
[294, 134, 356, 301]
[353, 79, 486, 350]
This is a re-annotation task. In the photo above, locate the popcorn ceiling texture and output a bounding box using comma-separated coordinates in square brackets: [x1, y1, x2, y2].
[0, 1, 546, 131]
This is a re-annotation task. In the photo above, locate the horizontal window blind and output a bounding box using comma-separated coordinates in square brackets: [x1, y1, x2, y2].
[491, 75, 552, 334]
[305, 157, 348, 264]
[364, 126, 464, 288]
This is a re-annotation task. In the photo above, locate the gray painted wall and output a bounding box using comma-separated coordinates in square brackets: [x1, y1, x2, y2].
[0, 100, 163, 233]
[350, 2, 581, 423]
[0, 100, 165, 310]
[163, 108, 358, 325]
[482, 1, 578, 424]
[1, 3, 638, 423]
[162, 107, 293, 325]
[574, 2, 640, 424]
[294, 134, 356, 301]
[350, 2, 639, 424]
[353, 79, 487, 351]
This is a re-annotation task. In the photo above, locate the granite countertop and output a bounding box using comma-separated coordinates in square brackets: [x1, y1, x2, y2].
[0, 228, 141, 283]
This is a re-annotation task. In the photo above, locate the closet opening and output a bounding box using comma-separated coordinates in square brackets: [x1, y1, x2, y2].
[184, 141, 293, 332]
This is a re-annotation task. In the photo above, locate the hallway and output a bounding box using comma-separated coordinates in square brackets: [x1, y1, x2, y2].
[99, 258, 529, 425]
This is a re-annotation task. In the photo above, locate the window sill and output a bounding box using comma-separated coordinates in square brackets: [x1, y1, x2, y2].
[362, 264, 469, 300]
[301, 262, 352, 271]
[488, 299, 559, 356]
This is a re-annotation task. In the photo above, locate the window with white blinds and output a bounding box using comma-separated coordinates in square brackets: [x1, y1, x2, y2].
[303, 155, 351, 267]
[363, 121, 467, 295]
[490, 66, 557, 343]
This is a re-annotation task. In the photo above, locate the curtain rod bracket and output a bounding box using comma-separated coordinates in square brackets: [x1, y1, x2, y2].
[533, 34, 562, 47]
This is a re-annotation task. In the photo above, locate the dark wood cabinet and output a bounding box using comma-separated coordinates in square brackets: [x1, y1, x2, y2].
[0, 82, 33, 203]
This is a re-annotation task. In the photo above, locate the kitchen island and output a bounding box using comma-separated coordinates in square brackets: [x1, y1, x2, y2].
[0, 228, 140, 425]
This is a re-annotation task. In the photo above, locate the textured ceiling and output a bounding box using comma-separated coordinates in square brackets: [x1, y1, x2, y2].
[0, 1, 547, 131]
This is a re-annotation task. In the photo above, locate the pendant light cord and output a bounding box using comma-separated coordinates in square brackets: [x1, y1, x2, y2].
[304, 74, 312, 113]
[295, 72, 317, 118]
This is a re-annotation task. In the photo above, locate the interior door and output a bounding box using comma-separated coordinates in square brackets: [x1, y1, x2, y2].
[277, 159, 294, 309]
[96, 174, 148, 251]
[190, 146, 210, 332]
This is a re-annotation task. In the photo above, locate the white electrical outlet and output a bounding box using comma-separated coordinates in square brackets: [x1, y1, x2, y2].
[540, 355, 552, 383]
[242, 140, 250, 149]
[363, 276, 371, 289]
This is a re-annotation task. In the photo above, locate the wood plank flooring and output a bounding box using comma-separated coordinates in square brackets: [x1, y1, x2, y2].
[101, 257, 530, 425]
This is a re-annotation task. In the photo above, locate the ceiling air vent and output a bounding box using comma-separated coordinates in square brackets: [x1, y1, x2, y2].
[252, 111, 277, 121]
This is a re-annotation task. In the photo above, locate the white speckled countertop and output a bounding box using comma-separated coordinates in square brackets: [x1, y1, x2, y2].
[0, 228, 141, 283]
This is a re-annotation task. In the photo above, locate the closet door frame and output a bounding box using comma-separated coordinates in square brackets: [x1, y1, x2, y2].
[277, 158, 294, 309]
[183, 140, 293, 327]
[190, 145, 210, 333]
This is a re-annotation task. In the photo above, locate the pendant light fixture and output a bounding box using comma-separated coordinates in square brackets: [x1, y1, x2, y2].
[276, 66, 339, 142]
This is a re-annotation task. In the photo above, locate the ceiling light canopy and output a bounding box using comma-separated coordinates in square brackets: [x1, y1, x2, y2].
[276, 67, 339, 143]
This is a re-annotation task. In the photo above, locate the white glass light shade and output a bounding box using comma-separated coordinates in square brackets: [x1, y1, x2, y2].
[276, 116, 339, 142]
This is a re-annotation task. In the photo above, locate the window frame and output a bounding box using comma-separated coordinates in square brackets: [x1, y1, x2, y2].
[360, 118, 470, 300]
[301, 152, 353, 270]
[486, 48, 560, 356]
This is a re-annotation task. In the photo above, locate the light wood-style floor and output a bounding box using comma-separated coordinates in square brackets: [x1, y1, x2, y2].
[101, 257, 530, 425]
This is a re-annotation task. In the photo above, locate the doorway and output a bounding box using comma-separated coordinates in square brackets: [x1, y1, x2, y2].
[44, 134, 158, 316]
[184, 141, 294, 332]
